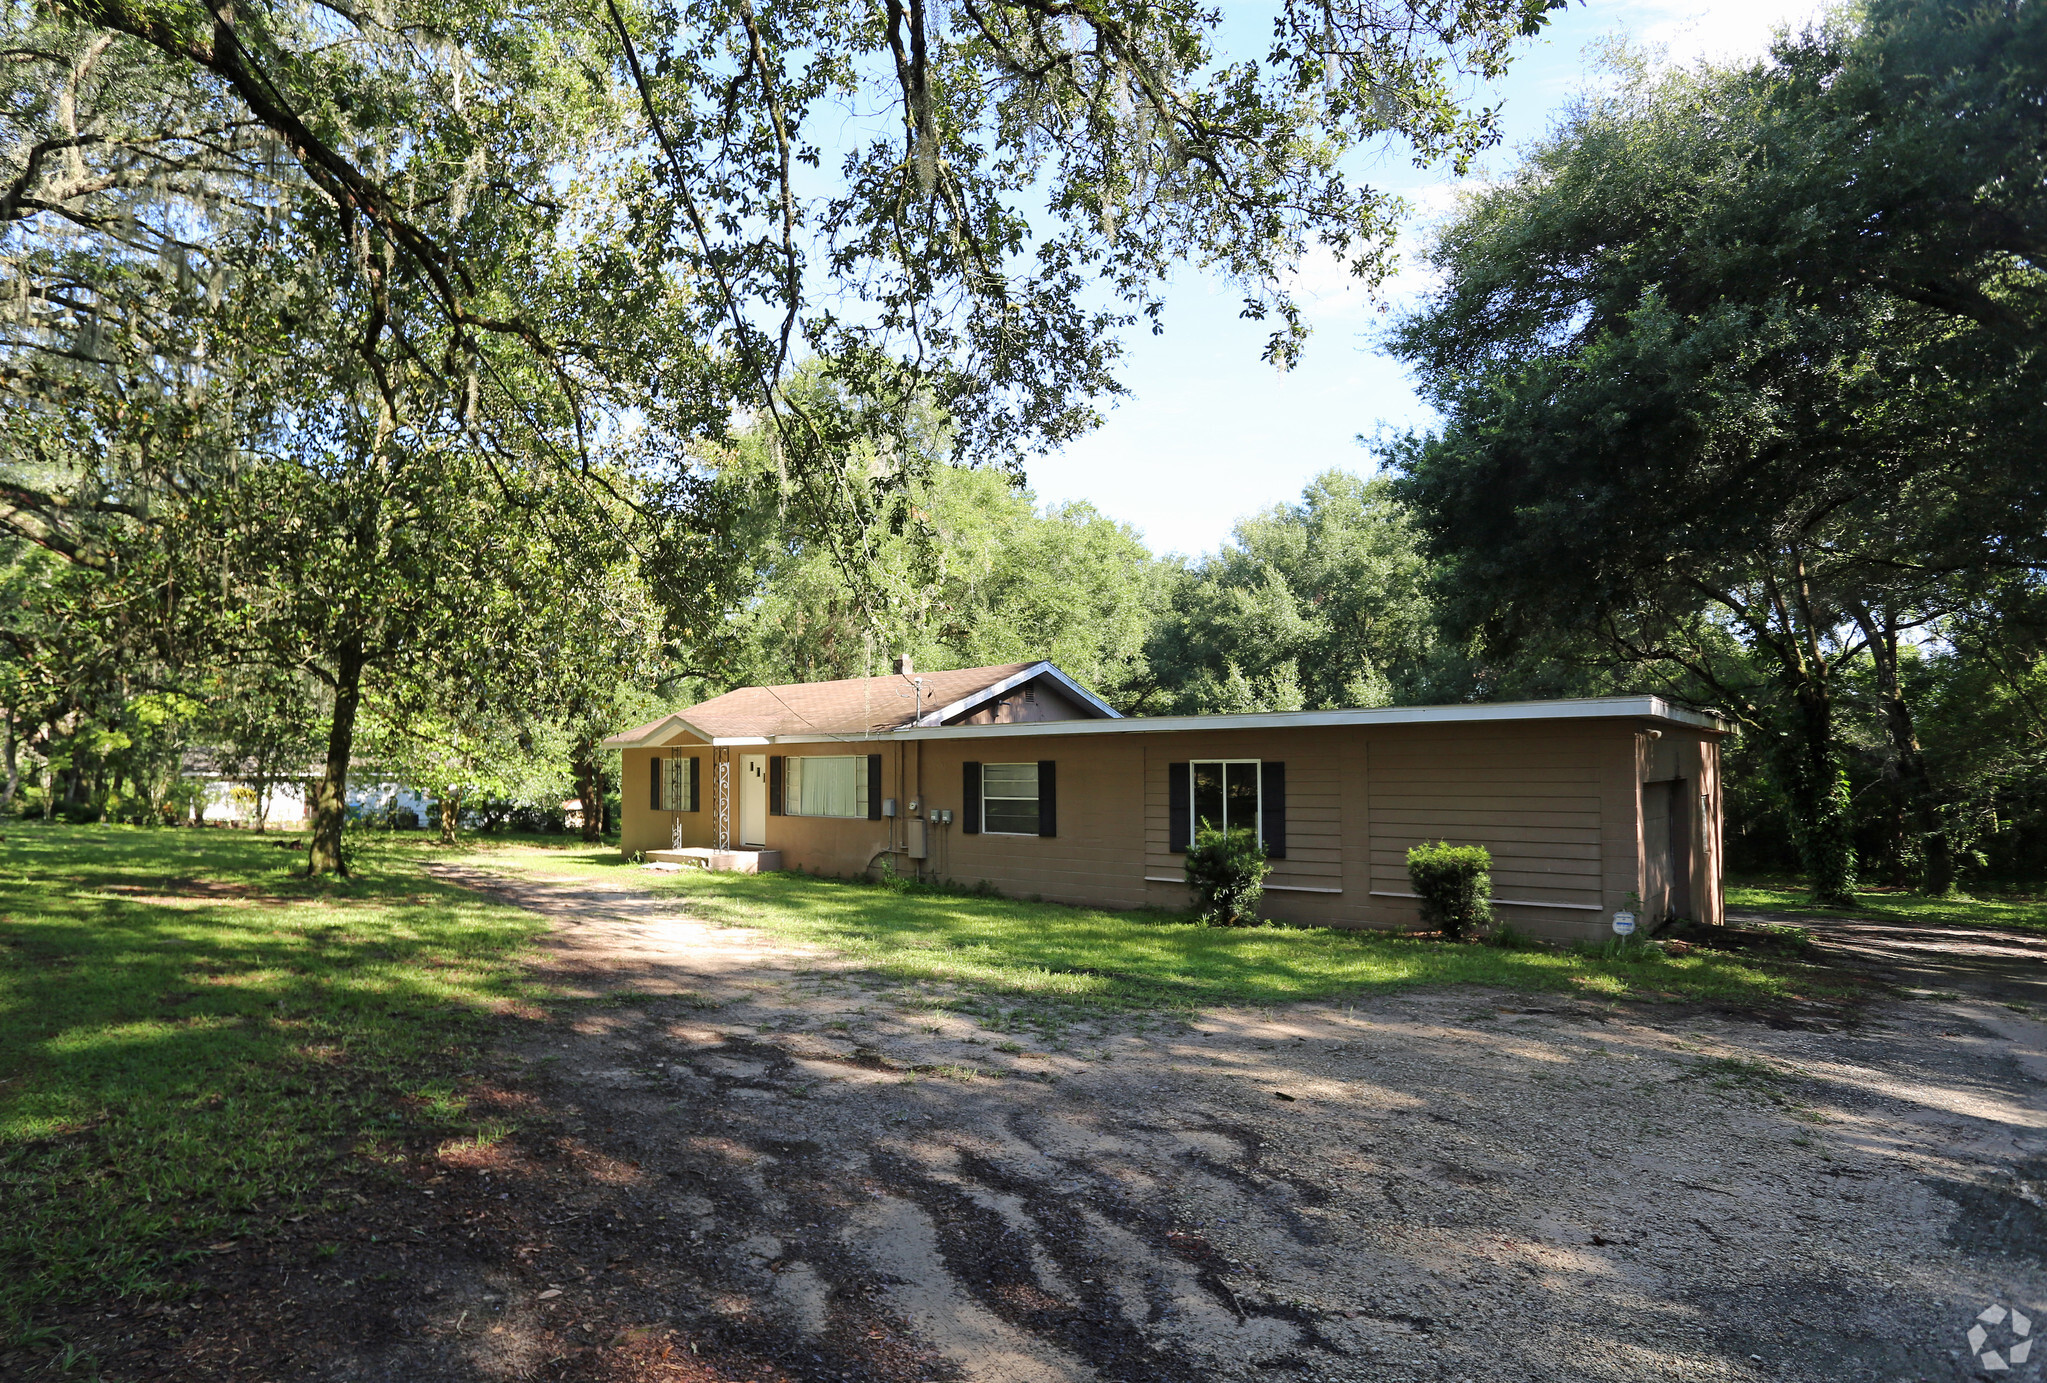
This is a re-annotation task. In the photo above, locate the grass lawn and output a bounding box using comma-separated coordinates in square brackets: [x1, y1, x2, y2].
[1726, 874, 2047, 935]
[463, 843, 1869, 1015]
[1, 824, 1870, 1349]
[0, 822, 560, 1345]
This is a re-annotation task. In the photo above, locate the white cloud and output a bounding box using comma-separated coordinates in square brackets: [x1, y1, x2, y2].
[1617, 0, 1832, 65]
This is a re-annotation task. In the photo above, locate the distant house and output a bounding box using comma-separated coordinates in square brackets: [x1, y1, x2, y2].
[181, 751, 314, 827]
[181, 752, 431, 828]
[602, 657, 1727, 937]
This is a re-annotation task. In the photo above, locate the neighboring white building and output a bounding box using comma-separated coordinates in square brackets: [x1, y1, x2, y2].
[182, 752, 431, 827]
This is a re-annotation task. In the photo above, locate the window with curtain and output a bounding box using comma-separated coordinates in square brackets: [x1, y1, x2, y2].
[1191, 760, 1259, 840]
[787, 756, 867, 818]
[982, 763, 1039, 835]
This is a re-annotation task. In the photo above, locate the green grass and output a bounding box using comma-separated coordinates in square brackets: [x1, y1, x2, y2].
[0, 825, 1874, 1343]
[0, 822, 555, 1340]
[1726, 874, 2047, 935]
[469, 846, 1867, 1014]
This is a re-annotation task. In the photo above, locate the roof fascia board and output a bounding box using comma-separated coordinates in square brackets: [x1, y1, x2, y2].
[761, 695, 1727, 744]
[912, 660, 1121, 727]
[599, 714, 718, 749]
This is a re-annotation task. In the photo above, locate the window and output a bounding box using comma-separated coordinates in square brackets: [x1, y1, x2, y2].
[786, 756, 868, 818]
[1191, 759, 1260, 841]
[981, 763, 1040, 835]
[653, 755, 698, 811]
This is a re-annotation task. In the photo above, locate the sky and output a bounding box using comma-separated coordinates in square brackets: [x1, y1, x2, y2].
[1023, 0, 1831, 558]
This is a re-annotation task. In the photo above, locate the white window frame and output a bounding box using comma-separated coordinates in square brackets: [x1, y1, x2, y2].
[785, 755, 869, 819]
[1189, 758, 1262, 842]
[981, 762, 1041, 837]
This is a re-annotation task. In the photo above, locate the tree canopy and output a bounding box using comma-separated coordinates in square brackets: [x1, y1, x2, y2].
[1386, 0, 2047, 902]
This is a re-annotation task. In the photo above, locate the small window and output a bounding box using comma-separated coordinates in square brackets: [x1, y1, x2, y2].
[1191, 759, 1260, 841]
[981, 763, 1040, 835]
[655, 756, 697, 811]
[786, 756, 869, 818]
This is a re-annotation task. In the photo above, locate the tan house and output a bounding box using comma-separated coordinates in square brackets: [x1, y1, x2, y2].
[602, 659, 1728, 938]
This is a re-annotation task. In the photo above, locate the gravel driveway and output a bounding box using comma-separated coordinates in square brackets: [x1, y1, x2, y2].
[409, 865, 2046, 1383]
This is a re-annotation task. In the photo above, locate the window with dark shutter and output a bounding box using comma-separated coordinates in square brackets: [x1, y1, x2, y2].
[650, 756, 663, 811]
[962, 761, 981, 834]
[1260, 761, 1286, 859]
[1168, 762, 1190, 853]
[1037, 760, 1056, 837]
[687, 756, 701, 813]
[768, 756, 784, 815]
[867, 755, 883, 820]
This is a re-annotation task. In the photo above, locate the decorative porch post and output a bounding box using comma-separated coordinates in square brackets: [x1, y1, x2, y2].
[715, 746, 731, 850]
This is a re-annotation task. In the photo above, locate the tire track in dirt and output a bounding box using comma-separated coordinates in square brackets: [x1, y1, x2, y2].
[406, 862, 2047, 1383]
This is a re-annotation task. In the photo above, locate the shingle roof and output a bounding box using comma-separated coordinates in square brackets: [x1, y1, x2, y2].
[609, 663, 1039, 743]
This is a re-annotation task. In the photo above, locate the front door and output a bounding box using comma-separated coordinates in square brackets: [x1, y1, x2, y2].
[739, 754, 768, 847]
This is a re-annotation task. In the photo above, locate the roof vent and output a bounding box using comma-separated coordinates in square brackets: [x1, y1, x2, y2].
[893, 653, 914, 675]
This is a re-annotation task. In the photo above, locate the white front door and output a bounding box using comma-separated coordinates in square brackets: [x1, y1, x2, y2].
[739, 754, 768, 846]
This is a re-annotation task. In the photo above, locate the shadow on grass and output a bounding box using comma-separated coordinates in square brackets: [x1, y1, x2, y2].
[1727, 874, 2047, 936]
[0, 822, 550, 1337]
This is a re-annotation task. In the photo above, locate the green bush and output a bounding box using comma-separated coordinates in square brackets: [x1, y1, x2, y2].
[1185, 826, 1271, 926]
[1406, 840, 1493, 940]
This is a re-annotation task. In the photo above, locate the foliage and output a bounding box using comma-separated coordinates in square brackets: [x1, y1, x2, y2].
[1385, 3, 2047, 905]
[1183, 826, 1271, 927]
[0, 824, 552, 1336]
[717, 426, 1165, 701]
[1141, 472, 1437, 714]
[1405, 841, 1493, 940]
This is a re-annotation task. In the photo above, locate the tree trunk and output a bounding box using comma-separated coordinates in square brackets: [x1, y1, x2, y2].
[1769, 682, 1857, 907]
[0, 709, 18, 814]
[308, 642, 366, 876]
[1862, 621, 1954, 897]
[573, 736, 604, 844]
[438, 788, 461, 845]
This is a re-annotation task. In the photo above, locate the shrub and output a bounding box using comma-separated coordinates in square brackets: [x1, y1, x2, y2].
[1405, 840, 1493, 940]
[1185, 826, 1270, 926]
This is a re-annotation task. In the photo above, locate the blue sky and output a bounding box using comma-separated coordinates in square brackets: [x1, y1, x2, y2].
[1025, 0, 1829, 557]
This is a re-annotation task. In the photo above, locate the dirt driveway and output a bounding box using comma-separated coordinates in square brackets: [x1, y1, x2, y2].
[353, 867, 2046, 1383]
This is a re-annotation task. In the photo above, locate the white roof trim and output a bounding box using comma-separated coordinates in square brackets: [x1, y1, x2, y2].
[913, 660, 1122, 726]
[759, 694, 1728, 744]
[599, 713, 718, 750]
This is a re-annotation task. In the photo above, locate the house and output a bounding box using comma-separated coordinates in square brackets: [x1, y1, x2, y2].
[601, 658, 1728, 938]
[180, 751, 434, 829]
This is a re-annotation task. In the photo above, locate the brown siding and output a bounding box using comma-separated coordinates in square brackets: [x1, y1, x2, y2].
[756, 747, 896, 877]
[614, 714, 1723, 937]
[618, 741, 716, 857]
[920, 736, 1149, 908]
[1138, 729, 1351, 924]
[1365, 724, 1613, 935]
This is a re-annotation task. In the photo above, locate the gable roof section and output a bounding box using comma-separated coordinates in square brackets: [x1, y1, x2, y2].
[602, 661, 1119, 748]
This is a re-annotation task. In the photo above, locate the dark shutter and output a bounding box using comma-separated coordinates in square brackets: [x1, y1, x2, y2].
[1037, 760, 1056, 837]
[962, 761, 981, 834]
[1167, 762, 1191, 854]
[867, 755, 883, 820]
[650, 755, 662, 811]
[687, 756, 701, 813]
[1260, 761, 1286, 859]
[768, 756, 784, 815]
